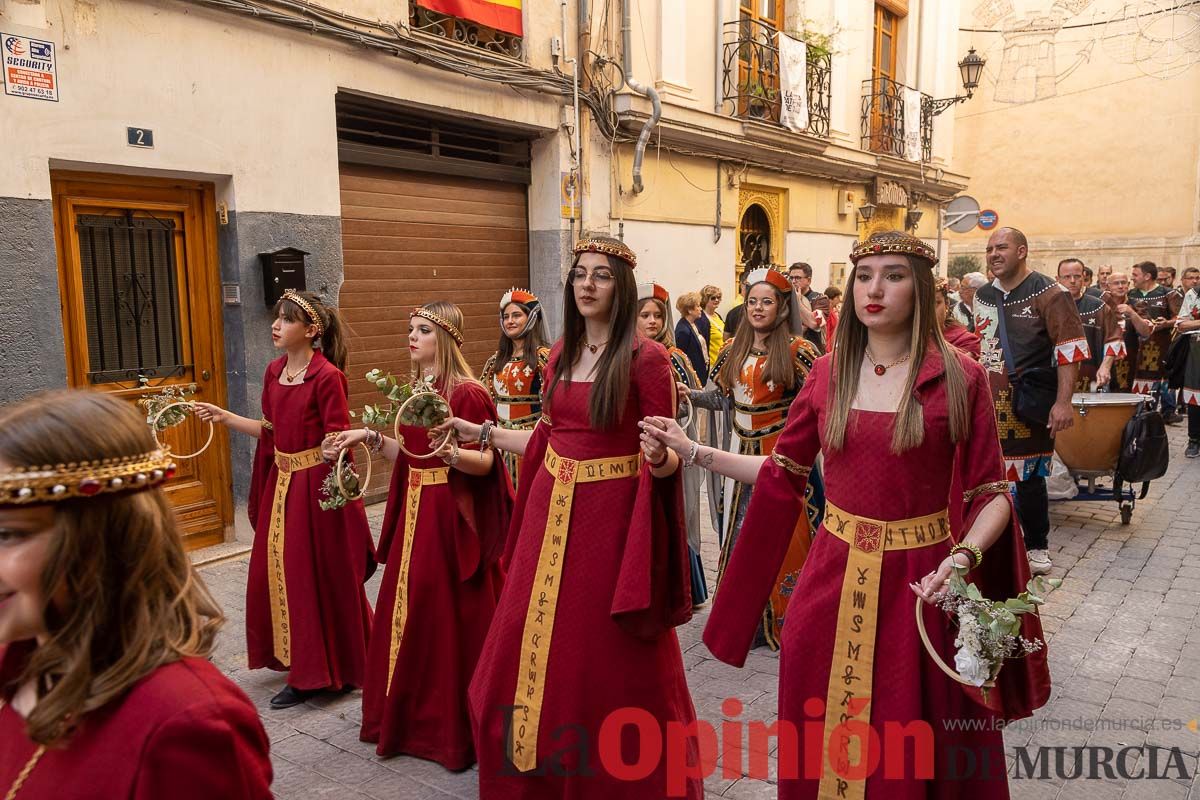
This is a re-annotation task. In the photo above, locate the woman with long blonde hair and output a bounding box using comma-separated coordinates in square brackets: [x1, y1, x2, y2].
[0, 390, 272, 798]
[328, 301, 512, 769]
[196, 290, 375, 710]
[647, 231, 1049, 799]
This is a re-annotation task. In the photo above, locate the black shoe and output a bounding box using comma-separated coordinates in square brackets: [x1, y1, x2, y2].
[1186, 440, 1200, 459]
[1164, 411, 1183, 426]
[270, 685, 320, 709]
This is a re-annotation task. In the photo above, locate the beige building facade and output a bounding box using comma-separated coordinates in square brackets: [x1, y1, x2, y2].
[949, 0, 1200, 275]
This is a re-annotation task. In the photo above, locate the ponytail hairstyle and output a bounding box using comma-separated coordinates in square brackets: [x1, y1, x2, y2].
[413, 300, 484, 396]
[825, 232, 969, 454]
[274, 290, 349, 372]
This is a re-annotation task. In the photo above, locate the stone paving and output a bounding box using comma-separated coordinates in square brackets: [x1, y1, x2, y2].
[197, 427, 1200, 799]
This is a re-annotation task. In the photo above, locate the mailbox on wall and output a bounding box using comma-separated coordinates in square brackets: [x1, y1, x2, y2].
[259, 247, 310, 307]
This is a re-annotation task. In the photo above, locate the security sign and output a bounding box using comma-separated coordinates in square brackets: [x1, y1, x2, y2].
[977, 209, 999, 230]
[3, 33, 58, 102]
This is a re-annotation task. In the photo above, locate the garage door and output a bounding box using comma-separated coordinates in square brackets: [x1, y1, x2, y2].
[338, 163, 530, 501]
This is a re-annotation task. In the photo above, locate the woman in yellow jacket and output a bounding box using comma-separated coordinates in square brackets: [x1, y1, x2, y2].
[700, 284, 725, 369]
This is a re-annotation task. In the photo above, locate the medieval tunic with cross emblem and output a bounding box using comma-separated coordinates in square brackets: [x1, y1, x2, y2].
[245, 351, 375, 690]
[704, 349, 1050, 800]
[360, 380, 513, 769]
[1073, 293, 1125, 391]
[468, 338, 700, 799]
[702, 335, 820, 652]
[1127, 285, 1184, 394]
[974, 272, 1089, 481]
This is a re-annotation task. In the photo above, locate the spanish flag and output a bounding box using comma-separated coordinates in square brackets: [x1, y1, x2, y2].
[417, 0, 522, 37]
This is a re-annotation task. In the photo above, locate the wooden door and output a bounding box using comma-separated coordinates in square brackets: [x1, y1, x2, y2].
[871, 3, 900, 153]
[737, 0, 786, 120]
[338, 163, 530, 501]
[51, 173, 232, 549]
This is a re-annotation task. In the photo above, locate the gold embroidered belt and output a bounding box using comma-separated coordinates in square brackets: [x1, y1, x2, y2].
[509, 445, 641, 773]
[267, 446, 325, 666]
[386, 466, 450, 695]
[818, 501, 950, 800]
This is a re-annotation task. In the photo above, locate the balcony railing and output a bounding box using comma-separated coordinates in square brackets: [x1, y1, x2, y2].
[721, 20, 831, 137]
[860, 76, 933, 161]
[409, 3, 523, 60]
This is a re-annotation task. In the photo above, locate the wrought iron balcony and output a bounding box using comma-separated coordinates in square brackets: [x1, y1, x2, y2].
[860, 76, 933, 161]
[409, 3, 523, 60]
[721, 20, 831, 137]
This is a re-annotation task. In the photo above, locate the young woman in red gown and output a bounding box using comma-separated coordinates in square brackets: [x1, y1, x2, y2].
[328, 301, 513, 769]
[0, 390, 272, 799]
[643, 231, 1050, 799]
[196, 290, 375, 709]
[439, 235, 701, 798]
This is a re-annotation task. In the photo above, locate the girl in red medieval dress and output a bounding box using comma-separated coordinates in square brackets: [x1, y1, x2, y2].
[196, 290, 375, 709]
[480, 289, 551, 489]
[643, 231, 1050, 799]
[326, 301, 513, 769]
[636, 282, 709, 607]
[436, 235, 701, 798]
[687, 267, 819, 651]
[0, 390, 272, 799]
[936, 277, 981, 359]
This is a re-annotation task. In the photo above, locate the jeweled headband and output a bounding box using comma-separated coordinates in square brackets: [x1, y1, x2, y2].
[573, 236, 637, 269]
[0, 450, 176, 506]
[744, 266, 792, 294]
[849, 231, 938, 267]
[500, 288, 539, 310]
[281, 291, 325, 337]
[411, 307, 465, 347]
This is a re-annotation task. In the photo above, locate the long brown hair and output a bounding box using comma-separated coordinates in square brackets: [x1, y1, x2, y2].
[414, 301, 484, 396]
[546, 241, 638, 430]
[638, 297, 676, 348]
[0, 390, 223, 746]
[275, 290, 350, 372]
[496, 300, 551, 365]
[718, 282, 798, 392]
[825, 252, 969, 454]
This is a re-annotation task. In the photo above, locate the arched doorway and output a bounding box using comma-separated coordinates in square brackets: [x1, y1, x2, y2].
[739, 203, 771, 281]
[735, 184, 786, 285]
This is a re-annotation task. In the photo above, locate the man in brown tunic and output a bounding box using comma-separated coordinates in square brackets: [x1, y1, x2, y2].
[1058, 258, 1124, 390]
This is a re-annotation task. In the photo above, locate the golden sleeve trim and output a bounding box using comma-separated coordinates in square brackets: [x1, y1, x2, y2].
[771, 451, 810, 477]
[964, 480, 1009, 504]
[261, 418, 274, 431]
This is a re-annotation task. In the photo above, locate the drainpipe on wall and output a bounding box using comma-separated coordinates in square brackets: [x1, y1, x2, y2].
[621, 0, 660, 194]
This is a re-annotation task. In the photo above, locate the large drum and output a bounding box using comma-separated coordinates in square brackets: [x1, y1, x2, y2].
[1054, 393, 1148, 474]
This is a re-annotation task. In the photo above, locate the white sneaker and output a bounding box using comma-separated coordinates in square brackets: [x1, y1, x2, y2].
[1027, 549, 1052, 575]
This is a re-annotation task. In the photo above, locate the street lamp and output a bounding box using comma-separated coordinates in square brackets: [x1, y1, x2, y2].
[905, 207, 923, 232]
[857, 201, 876, 222]
[924, 48, 987, 118]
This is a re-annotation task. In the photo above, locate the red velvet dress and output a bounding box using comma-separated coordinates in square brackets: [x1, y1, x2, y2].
[469, 339, 700, 798]
[705, 348, 1051, 799]
[361, 381, 513, 769]
[944, 323, 981, 360]
[247, 352, 375, 690]
[0, 641, 272, 799]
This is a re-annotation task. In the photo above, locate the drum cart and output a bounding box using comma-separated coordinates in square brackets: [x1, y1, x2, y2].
[1052, 393, 1151, 526]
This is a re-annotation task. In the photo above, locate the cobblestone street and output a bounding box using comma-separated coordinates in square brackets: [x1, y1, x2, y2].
[195, 427, 1200, 799]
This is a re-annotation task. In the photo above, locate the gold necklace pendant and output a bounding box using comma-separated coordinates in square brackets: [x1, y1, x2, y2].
[865, 350, 911, 377]
[284, 361, 310, 383]
[583, 339, 608, 354]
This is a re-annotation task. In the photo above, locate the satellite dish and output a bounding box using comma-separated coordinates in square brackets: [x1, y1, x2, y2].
[945, 196, 981, 233]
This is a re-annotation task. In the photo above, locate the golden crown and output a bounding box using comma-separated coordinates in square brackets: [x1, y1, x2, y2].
[573, 236, 637, 268]
[0, 449, 177, 506]
[849, 232, 938, 266]
[411, 307, 465, 347]
[282, 291, 325, 337]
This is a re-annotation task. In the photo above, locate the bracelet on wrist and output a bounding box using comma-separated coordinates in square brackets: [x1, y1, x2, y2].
[683, 441, 699, 468]
[648, 448, 669, 469]
[479, 421, 495, 451]
[949, 542, 983, 570]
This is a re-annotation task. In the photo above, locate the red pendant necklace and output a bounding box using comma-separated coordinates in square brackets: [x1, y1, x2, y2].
[865, 349, 911, 376]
